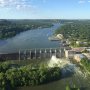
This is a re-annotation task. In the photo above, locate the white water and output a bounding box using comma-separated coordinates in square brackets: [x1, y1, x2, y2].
[48, 55, 89, 78]
[48, 55, 71, 68]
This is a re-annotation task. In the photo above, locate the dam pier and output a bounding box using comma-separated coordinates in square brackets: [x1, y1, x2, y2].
[0, 48, 63, 61]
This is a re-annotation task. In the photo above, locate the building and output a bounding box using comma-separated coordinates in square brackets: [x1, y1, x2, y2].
[65, 50, 76, 58]
[72, 47, 85, 53]
[74, 54, 86, 62]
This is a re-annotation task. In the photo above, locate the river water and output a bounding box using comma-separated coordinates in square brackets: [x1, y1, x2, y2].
[17, 58, 90, 90]
[0, 23, 61, 54]
[1, 23, 90, 90]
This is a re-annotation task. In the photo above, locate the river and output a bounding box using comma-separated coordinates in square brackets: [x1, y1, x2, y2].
[17, 58, 90, 90]
[1, 23, 90, 90]
[0, 23, 61, 54]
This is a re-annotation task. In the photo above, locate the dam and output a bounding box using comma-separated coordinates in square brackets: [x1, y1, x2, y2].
[0, 48, 64, 61]
[0, 23, 62, 61]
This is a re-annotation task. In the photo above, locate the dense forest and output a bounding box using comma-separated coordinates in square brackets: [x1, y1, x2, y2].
[0, 19, 53, 39]
[55, 20, 90, 42]
[0, 62, 61, 90]
[0, 19, 87, 39]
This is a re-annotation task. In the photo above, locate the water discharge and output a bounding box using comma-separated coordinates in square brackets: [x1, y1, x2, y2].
[48, 55, 72, 68]
[48, 55, 88, 79]
[18, 56, 90, 90]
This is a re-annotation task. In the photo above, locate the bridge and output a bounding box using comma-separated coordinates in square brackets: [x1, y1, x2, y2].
[0, 47, 64, 61]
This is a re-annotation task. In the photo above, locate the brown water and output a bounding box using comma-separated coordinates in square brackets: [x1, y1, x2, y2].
[17, 79, 67, 90]
[17, 75, 90, 90]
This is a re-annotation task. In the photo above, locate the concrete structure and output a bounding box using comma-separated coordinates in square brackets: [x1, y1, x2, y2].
[0, 48, 62, 61]
[19, 48, 62, 60]
[65, 50, 76, 58]
[74, 54, 86, 62]
[72, 47, 85, 53]
[65, 47, 86, 59]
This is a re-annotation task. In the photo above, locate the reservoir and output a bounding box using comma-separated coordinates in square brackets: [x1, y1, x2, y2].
[0, 23, 61, 54]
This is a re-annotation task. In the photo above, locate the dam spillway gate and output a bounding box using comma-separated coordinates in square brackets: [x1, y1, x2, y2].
[0, 48, 63, 61]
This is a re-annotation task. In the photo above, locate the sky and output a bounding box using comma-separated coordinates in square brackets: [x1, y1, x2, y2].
[0, 0, 90, 19]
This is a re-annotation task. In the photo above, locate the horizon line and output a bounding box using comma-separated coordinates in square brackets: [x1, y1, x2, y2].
[0, 18, 90, 20]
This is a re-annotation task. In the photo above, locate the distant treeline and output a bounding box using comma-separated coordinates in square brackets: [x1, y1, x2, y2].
[55, 20, 90, 41]
[0, 62, 61, 90]
[0, 19, 53, 39]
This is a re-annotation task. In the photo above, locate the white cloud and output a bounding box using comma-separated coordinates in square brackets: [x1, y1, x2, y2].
[78, 0, 90, 4]
[88, 0, 90, 2]
[16, 4, 21, 9]
[0, 0, 35, 10]
[78, 0, 86, 4]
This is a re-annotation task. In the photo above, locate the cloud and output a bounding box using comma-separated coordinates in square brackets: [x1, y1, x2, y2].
[78, 0, 90, 4]
[78, 0, 86, 4]
[0, 0, 35, 10]
[88, 0, 90, 2]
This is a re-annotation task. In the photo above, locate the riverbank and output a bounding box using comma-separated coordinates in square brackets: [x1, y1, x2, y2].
[55, 20, 90, 47]
[0, 19, 53, 39]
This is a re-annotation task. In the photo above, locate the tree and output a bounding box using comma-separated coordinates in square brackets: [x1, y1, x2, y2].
[66, 85, 70, 90]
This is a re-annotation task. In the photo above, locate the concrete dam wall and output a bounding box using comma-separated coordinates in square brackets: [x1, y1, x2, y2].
[0, 48, 63, 61]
